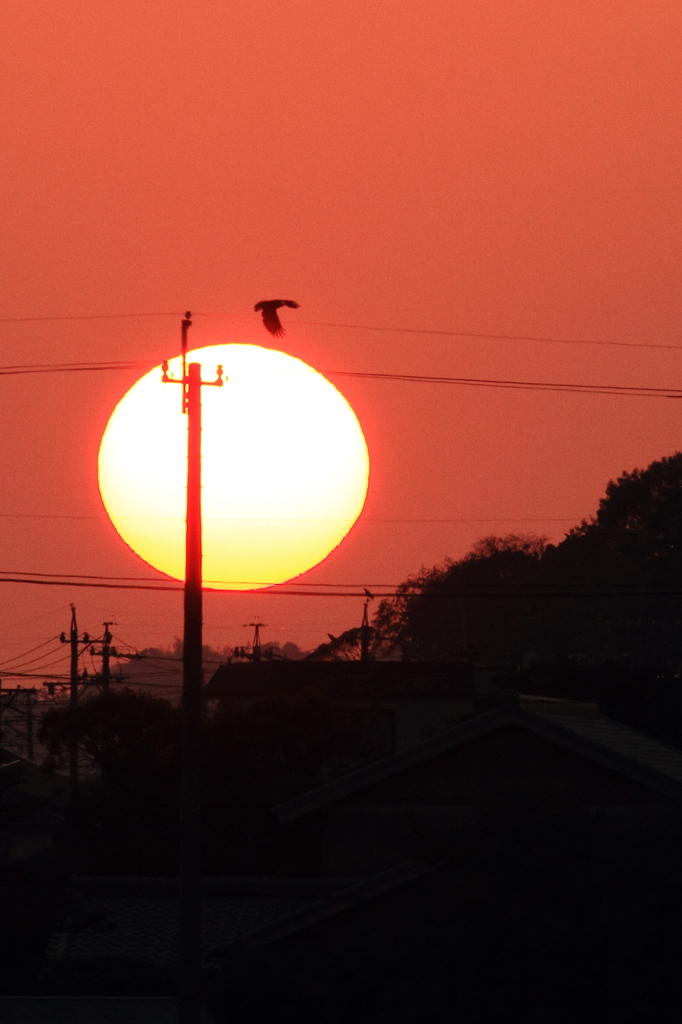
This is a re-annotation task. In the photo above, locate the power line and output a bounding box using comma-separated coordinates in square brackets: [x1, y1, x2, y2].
[1, 358, 680, 397]
[2, 651, 73, 675]
[0, 670, 71, 680]
[0, 576, 180, 593]
[2, 308, 682, 350]
[0, 572, 681, 599]
[2, 569, 590, 588]
[197, 313, 682, 351]
[309, 322, 682, 350]
[0, 570, 177, 581]
[0, 515, 582, 526]
[0, 313, 179, 323]
[5, 567, 677, 592]
[0, 364, 142, 372]
[0, 635, 60, 668]
[323, 368, 682, 399]
[0, 362, 145, 377]
[0, 645, 68, 674]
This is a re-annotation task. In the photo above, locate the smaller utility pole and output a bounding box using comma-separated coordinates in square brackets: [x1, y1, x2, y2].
[25, 690, 34, 761]
[100, 622, 113, 689]
[89, 623, 116, 690]
[59, 605, 90, 793]
[360, 590, 375, 662]
[244, 623, 266, 662]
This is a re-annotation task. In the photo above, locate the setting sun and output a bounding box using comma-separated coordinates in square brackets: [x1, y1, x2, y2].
[98, 344, 370, 589]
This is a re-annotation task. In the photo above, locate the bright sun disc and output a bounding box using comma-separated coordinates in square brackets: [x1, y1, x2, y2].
[98, 344, 370, 589]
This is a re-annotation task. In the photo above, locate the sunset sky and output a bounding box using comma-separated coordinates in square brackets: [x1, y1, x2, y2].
[2, 1, 682, 667]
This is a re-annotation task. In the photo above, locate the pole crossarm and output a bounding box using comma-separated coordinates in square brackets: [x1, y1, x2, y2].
[161, 312, 224, 411]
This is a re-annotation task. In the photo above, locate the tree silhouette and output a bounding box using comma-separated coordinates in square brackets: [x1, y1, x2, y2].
[305, 625, 384, 661]
[376, 453, 682, 665]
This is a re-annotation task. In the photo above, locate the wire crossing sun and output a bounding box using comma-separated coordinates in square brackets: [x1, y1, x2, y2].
[98, 344, 370, 589]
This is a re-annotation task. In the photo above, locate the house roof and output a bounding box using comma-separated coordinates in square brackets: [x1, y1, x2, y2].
[273, 692, 682, 822]
[0, 997, 197, 1024]
[0, 749, 69, 804]
[41, 865, 435, 972]
[221, 860, 434, 953]
[44, 877, 340, 970]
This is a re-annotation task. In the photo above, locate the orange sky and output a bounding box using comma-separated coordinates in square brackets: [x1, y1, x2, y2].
[2, 1, 682, 661]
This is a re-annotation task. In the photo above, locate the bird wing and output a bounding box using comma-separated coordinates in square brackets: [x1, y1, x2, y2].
[261, 306, 284, 337]
[254, 299, 298, 336]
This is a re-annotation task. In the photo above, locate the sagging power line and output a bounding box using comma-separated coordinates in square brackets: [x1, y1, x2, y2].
[2, 357, 682, 398]
[5, 307, 678, 351]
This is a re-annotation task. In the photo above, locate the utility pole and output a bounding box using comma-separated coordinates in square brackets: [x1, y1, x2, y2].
[100, 622, 112, 689]
[244, 622, 266, 662]
[25, 690, 34, 761]
[360, 590, 375, 662]
[89, 622, 116, 690]
[162, 312, 224, 1024]
[59, 605, 90, 793]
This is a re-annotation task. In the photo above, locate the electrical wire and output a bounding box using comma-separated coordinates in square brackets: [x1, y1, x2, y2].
[196, 313, 682, 352]
[3, 569, 676, 593]
[2, 566, 680, 594]
[0, 363, 145, 377]
[0, 671, 70, 680]
[0, 569, 589, 586]
[0, 572, 681, 599]
[322, 368, 682, 399]
[0, 313, 179, 323]
[298, 320, 682, 351]
[0, 576, 181, 592]
[2, 651, 73, 676]
[0, 635, 61, 668]
[1, 307, 678, 351]
[0, 513, 583, 524]
[0, 645, 69, 674]
[0, 570, 176, 582]
[2, 358, 680, 398]
[1, 356, 681, 398]
[2, 305, 682, 354]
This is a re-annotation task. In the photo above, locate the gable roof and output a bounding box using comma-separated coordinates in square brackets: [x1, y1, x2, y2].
[43, 877, 339, 970]
[41, 865, 435, 973]
[273, 692, 682, 822]
[0, 997, 193, 1024]
[220, 860, 434, 953]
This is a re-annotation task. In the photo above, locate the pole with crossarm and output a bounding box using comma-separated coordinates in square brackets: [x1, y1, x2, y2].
[162, 313, 224, 1024]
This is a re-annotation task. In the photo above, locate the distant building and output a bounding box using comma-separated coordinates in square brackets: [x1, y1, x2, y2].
[204, 660, 479, 755]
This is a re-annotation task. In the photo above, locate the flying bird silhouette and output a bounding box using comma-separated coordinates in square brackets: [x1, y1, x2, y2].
[254, 299, 300, 337]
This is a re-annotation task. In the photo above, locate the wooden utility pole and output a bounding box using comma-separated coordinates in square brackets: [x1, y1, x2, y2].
[162, 313, 223, 1024]
[101, 623, 113, 689]
[59, 605, 90, 793]
[244, 622, 266, 661]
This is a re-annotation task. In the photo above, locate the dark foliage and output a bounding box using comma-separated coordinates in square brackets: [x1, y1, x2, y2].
[305, 624, 385, 661]
[376, 453, 682, 667]
[37, 689, 362, 876]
